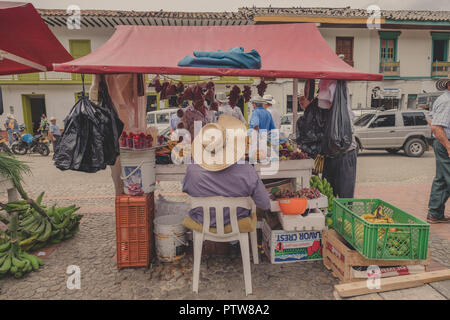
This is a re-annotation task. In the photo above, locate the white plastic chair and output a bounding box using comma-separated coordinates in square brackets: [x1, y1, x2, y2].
[190, 196, 259, 296]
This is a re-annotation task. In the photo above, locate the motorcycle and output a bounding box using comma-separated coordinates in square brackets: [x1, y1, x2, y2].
[0, 133, 12, 154]
[11, 131, 50, 156]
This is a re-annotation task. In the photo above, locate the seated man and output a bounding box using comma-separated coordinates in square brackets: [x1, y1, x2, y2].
[182, 115, 270, 253]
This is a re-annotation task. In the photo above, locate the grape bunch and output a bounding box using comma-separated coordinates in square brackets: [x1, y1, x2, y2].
[270, 187, 321, 200]
[228, 85, 241, 107]
[289, 152, 309, 160]
[243, 85, 252, 102]
[257, 80, 267, 97]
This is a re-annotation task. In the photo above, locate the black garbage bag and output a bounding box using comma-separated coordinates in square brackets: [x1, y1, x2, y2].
[96, 77, 124, 166]
[53, 77, 124, 172]
[322, 81, 352, 156]
[54, 93, 104, 172]
[296, 98, 328, 158]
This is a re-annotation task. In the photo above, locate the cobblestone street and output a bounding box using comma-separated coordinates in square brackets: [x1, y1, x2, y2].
[0, 151, 449, 300]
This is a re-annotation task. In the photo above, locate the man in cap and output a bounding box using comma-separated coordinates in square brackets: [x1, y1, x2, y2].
[4, 114, 19, 145]
[249, 96, 275, 132]
[263, 94, 281, 130]
[182, 114, 270, 255]
[216, 92, 246, 123]
[426, 76, 450, 223]
[48, 117, 61, 152]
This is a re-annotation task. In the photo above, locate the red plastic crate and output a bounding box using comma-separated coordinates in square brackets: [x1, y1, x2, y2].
[115, 193, 154, 269]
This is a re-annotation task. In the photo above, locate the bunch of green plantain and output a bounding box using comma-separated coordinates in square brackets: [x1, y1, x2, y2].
[1, 192, 83, 252]
[310, 175, 335, 212]
[0, 239, 43, 279]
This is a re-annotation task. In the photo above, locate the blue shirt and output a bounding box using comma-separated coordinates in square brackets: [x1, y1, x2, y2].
[4, 119, 18, 132]
[49, 123, 60, 136]
[429, 90, 450, 139]
[249, 106, 275, 132]
[170, 113, 181, 130]
[182, 163, 270, 227]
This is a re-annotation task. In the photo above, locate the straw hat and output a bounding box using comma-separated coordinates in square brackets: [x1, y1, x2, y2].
[192, 114, 247, 172]
[50, 117, 56, 121]
[215, 92, 228, 103]
[250, 96, 267, 104]
[262, 94, 276, 105]
[436, 75, 450, 91]
[7, 114, 14, 120]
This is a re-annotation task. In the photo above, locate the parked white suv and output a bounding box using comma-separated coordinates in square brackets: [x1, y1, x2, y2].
[353, 110, 432, 157]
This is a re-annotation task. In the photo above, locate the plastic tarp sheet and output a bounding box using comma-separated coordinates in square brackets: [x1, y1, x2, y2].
[54, 24, 382, 81]
[0, 2, 72, 75]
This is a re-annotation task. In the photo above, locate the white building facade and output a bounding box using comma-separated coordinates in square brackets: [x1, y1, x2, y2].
[0, 7, 449, 132]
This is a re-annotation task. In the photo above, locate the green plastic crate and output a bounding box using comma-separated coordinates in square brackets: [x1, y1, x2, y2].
[332, 198, 429, 260]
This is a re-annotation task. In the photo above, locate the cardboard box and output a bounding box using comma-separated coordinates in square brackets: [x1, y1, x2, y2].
[262, 219, 323, 264]
[277, 208, 326, 232]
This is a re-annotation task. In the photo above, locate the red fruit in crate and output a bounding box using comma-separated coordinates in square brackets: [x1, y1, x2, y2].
[146, 135, 153, 148]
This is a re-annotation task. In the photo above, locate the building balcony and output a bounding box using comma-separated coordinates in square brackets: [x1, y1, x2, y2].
[379, 61, 400, 77]
[431, 61, 450, 77]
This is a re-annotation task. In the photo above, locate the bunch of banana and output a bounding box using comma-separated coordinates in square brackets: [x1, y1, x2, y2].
[18, 205, 82, 251]
[310, 175, 335, 211]
[46, 205, 82, 244]
[313, 155, 325, 174]
[0, 240, 43, 279]
[361, 205, 394, 224]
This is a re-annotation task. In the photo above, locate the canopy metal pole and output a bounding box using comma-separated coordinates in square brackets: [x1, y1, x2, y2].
[0, 50, 47, 72]
[292, 78, 298, 136]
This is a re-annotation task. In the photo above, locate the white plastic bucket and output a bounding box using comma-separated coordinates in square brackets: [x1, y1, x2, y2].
[154, 214, 187, 263]
[120, 148, 156, 195]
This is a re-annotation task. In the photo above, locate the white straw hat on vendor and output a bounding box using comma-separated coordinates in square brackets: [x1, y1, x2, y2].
[262, 94, 276, 105]
[436, 75, 450, 91]
[192, 114, 247, 172]
[250, 96, 267, 105]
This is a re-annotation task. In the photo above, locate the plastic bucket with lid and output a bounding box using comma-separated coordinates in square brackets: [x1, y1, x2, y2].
[120, 148, 156, 195]
[154, 214, 187, 263]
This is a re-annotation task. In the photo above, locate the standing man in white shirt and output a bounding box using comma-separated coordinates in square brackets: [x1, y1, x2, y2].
[263, 94, 281, 130]
[216, 92, 246, 124]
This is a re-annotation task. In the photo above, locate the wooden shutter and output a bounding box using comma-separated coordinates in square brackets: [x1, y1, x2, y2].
[336, 37, 354, 67]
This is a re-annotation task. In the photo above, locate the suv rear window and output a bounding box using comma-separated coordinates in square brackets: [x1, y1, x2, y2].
[402, 112, 428, 126]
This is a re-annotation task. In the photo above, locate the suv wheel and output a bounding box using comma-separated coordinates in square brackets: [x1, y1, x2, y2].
[404, 139, 426, 157]
[386, 148, 400, 154]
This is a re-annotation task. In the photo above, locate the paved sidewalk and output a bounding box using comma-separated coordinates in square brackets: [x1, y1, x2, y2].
[0, 154, 449, 300]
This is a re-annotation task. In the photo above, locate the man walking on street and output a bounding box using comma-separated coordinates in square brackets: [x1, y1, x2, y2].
[48, 117, 61, 152]
[427, 76, 450, 224]
[263, 94, 281, 130]
[249, 96, 275, 132]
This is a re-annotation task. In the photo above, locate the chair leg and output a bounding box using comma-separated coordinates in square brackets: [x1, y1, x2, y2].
[239, 233, 252, 296]
[192, 231, 204, 294]
[250, 230, 259, 264]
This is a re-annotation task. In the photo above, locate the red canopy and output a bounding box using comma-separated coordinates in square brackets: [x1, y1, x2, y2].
[0, 2, 72, 75]
[54, 23, 382, 81]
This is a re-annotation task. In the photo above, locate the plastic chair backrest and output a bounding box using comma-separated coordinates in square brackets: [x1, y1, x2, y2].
[190, 196, 252, 238]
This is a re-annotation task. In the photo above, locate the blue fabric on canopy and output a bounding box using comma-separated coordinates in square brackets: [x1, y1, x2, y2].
[178, 47, 261, 69]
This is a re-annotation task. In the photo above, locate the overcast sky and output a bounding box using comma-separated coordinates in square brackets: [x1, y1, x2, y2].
[27, 0, 449, 11]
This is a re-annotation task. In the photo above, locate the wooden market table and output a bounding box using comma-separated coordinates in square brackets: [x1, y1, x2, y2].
[155, 159, 314, 189]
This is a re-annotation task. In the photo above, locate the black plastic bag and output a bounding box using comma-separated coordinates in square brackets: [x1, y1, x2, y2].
[322, 81, 352, 156]
[53, 77, 123, 172]
[96, 77, 124, 166]
[54, 93, 104, 172]
[296, 98, 327, 158]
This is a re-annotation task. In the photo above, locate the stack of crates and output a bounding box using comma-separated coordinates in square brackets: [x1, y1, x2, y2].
[115, 193, 154, 269]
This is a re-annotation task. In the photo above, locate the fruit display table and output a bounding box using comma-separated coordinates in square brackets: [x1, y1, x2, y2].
[155, 159, 314, 189]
